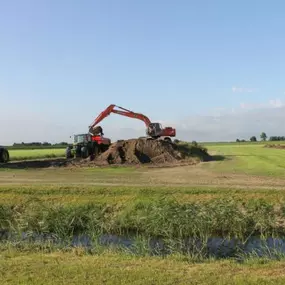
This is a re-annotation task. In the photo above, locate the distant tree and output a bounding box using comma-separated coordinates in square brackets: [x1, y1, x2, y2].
[250, 136, 257, 142]
[236, 139, 240, 142]
[192, 140, 198, 146]
[173, 139, 180, 144]
[260, 132, 267, 141]
[269, 136, 285, 141]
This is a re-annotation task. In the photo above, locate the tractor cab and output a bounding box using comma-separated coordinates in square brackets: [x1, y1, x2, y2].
[66, 133, 111, 159]
[73, 133, 91, 145]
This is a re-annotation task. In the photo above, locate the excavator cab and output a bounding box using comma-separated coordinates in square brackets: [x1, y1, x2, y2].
[147, 123, 162, 137]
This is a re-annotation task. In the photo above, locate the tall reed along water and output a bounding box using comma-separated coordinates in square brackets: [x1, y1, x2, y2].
[1, 197, 285, 259]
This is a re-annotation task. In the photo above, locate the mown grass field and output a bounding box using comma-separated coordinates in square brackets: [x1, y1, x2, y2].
[2, 142, 285, 284]
[204, 143, 285, 177]
[8, 148, 65, 161]
[203, 140, 285, 146]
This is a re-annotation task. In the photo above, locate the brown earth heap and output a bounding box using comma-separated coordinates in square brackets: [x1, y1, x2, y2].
[0, 139, 211, 169]
[89, 137, 208, 166]
[96, 139, 183, 165]
[265, 144, 285, 149]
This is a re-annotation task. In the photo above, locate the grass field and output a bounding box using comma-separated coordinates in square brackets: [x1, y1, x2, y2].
[205, 143, 285, 176]
[2, 142, 285, 284]
[7, 141, 285, 176]
[8, 148, 65, 161]
[203, 140, 285, 146]
[2, 250, 285, 285]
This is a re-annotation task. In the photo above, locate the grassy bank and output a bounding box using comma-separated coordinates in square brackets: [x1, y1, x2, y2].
[1, 249, 285, 285]
[1, 184, 285, 205]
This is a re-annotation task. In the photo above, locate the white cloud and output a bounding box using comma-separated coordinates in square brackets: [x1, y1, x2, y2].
[176, 105, 285, 142]
[269, 99, 283, 107]
[240, 102, 263, 109]
[239, 99, 284, 110]
[232, 86, 258, 93]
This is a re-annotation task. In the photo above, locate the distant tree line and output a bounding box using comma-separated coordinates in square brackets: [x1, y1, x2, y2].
[268, 136, 285, 141]
[9, 142, 69, 149]
[236, 132, 285, 143]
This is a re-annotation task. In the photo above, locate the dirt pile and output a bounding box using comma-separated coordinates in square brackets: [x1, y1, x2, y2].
[264, 144, 285, 149]
[0, 140, 212, 169]
[92, 139, 211, 166]
[95, 139, 181, 165]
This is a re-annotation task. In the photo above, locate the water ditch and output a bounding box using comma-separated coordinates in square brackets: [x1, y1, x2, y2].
[2, 230, 285, 259]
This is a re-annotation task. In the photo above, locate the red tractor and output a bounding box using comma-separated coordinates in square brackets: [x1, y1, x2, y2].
[65, 131, 111, 159]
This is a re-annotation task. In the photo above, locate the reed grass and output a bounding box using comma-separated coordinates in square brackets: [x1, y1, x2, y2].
[0, 198, 282, 241]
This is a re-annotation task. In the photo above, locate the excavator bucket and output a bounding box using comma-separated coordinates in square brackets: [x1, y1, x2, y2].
[89, 126, 104, 136]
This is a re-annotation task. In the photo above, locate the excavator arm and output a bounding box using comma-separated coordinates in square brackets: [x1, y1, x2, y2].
[111, 107, 151, 126]
[89, 104, 151, 134]
[88, 104, 176, 139]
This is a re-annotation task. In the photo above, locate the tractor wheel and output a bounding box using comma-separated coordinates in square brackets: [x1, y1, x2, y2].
[0, 149, 9, 163]
[100, 144, 109, 153]
[95, 143, 100, 156]
[81, 146, 89, 159]
[75, 145, 81, 158]
[89, 144, 98, 161]
[65, 146, 73, 159]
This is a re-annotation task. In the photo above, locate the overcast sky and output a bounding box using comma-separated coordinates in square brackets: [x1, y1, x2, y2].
[1, 1, 285, 145]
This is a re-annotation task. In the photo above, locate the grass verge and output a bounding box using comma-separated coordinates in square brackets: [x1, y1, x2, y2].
[1, 249, 285, 284]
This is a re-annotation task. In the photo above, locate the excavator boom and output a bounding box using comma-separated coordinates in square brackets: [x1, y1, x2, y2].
[89, 104, 176, 139]
[89, 104, 151, 130]
[111, 110, 151, 126]
[89, 104, 116, 130]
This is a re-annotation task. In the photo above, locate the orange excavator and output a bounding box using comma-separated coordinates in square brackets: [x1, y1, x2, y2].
[88, 104, 176, 141]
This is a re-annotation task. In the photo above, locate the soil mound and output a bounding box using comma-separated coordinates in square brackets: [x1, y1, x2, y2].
[93, 139, 211, 165]
[265, 144, 285, 149]
[96, 139, 181, 165]
[0, 140, 212, 169]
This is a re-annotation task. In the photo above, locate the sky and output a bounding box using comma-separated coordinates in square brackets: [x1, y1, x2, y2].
[1, 0, 285, 144]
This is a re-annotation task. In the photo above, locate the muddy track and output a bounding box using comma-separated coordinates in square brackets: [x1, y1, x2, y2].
[265, 144, 285, 149]
[0, 158, 69, 169]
